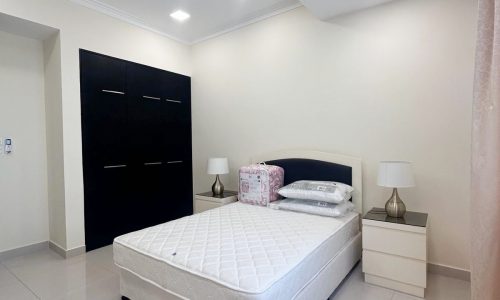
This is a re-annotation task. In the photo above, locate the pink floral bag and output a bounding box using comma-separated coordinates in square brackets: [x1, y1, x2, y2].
[238, 163, 284, 206]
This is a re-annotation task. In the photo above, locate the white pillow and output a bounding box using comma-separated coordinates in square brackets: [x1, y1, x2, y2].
[269, 199, 354, 217]
[278, 180, 354, 204]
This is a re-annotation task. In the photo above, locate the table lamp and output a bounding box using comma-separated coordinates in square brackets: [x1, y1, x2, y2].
[377, 161, 415, 218]
[207, 158, 229, 196]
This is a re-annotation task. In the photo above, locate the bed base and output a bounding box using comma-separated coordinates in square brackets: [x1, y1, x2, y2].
[119, 233, 361, 300]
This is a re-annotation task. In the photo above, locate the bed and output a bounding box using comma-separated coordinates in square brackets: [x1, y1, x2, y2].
[114, 150, 363, 300]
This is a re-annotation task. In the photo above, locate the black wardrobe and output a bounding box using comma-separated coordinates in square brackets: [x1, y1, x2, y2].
[80, 50, 193, 251]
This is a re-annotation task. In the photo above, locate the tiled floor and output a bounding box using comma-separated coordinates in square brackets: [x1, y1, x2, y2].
[0, 246, 470, 300]
[330, 263, 470, 300]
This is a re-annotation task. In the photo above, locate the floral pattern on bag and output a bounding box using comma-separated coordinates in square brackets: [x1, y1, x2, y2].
[238, 164, 284, 206]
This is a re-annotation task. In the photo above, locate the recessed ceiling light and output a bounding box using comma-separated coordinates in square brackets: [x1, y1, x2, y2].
[170, 10, 190, 22]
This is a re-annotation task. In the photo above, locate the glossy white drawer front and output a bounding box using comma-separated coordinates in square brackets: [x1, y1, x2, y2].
[365, 274, 424, 297]
[363, 250, 426, 287]
[363, 224, 426, 260]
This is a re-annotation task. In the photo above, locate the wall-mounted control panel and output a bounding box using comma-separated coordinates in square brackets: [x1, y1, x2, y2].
[4, 138, 12, 154]
[0, 138, 13, 155]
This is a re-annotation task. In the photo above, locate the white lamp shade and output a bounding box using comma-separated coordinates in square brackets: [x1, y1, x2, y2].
[207, 158, 229, 175]
[377, 161, 415, 188]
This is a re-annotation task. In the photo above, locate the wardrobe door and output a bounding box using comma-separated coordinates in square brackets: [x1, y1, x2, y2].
[162, 73, 193, 218]
[127, 64, 164, 164]
[162, 73, 192, 162]
[127, 64, 173, 227]
[80, 51, 128, 166]
[80, 50, 130, 251]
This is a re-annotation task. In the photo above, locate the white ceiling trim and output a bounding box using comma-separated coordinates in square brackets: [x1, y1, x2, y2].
[71, 0, 302, 45]
[190, 3, 302, 45]
[70, 0, 190, 44]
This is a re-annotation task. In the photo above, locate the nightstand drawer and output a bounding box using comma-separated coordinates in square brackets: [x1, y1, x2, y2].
[363, 224, 426, 260]
[363, 250, 426, 287]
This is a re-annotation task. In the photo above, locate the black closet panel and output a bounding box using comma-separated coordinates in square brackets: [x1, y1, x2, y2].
[162, 74, 192, 220]
[165, 161, 193, 220]
[131, 164, 166, 228]
[80, 52, 125, 91]
[80, 52, 128, 167]
[80, 50, 131, 251]
[162, 73, 192, 162]
[80, 49, 193, 252]
[162, 123, 191, 161]
[163, 72, 191, 122]
[127, 63, 164, 163]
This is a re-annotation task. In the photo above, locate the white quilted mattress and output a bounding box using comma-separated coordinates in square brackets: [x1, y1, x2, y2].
[114, 202, 359, 300]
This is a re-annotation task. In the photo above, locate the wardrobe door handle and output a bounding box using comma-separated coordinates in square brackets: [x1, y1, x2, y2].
[102, 90, 125, 95]
[144, 162, 162, 166]
[166, 99, 182, 103]
[143, 96, 161, 101]
[167, 161, 183, 164]
[103, 164, 127, 169]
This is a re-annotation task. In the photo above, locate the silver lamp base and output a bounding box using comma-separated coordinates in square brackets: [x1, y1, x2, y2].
[212, 174, 224, 196]
[385, 188, 406, 218]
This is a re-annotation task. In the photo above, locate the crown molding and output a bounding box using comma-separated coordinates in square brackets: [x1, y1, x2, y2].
[70, 0, 190, 45]
[70, 0, 302, 45]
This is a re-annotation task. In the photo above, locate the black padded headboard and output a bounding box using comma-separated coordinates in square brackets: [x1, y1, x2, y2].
[265, 158, 352, 186]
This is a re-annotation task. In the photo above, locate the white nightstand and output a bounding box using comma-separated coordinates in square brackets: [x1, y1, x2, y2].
[362, 208, 428, 298]
[194, 191, 238, 213]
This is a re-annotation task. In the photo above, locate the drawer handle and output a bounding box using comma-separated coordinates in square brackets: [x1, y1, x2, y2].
[102, 90, 125, 95]
[167, 160, 183, 164]
[144, 162, 162, 166]
[166, 99, 182, 103]
[143, 96, 161, 101]
[104, 164, 127, 169]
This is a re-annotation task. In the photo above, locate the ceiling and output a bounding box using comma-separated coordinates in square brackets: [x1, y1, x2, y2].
[72, 0, 302, 44]
[300, 0, 395, 20]
[72, 0, 396, 45]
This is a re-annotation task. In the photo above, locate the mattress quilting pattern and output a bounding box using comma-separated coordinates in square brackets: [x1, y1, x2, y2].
[114, 202, 357, 294]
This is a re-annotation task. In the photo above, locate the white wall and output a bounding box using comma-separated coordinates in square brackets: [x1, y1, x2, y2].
[192, 0, 475, 270]
[43, 32, 67, 249]
[0, 30, 49, 252]
[0, 0, 192, 250]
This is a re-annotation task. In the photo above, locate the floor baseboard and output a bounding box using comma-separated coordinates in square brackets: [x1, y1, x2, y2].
[66, 245, 86, 258]
[428, 263, 470, 282]
[48, 241, 66, 258]
[0, 241, 49, 261]
[49, 241, 86, 258]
